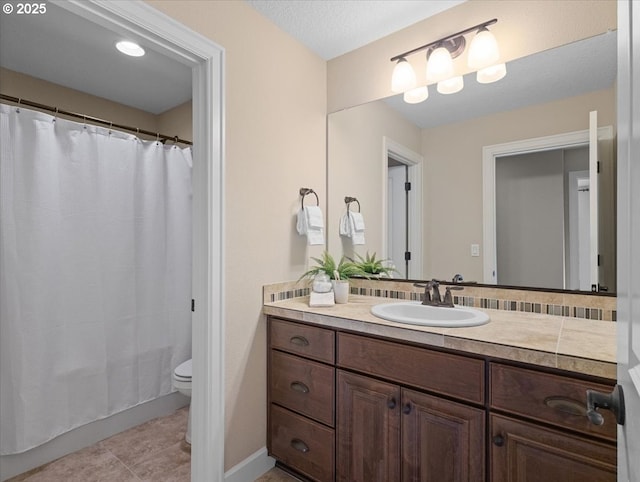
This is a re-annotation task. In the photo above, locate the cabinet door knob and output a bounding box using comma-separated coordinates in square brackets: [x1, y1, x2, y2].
[290, 438, 310, 453]
[402, 403, 412, 415]
[387, 397, 397, 409]
[586, 384, 625, 426]
[289, 335, 310, 347]
[492, 435, 505, 447]
[290, 381, 310, 394]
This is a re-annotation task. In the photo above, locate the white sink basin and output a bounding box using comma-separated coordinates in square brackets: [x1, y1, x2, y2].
[371, 302, 490, 327]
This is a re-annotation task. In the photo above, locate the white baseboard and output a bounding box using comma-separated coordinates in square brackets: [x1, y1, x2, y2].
[224, 447, 275, 482]
[0, 392, 189, 481]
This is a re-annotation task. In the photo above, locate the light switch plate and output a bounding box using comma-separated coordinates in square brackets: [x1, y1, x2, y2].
[471, 244, 480, 257]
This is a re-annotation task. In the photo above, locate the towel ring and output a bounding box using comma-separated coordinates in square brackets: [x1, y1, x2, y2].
[344, 196, 360, 214]
[300, 188, 319, 209]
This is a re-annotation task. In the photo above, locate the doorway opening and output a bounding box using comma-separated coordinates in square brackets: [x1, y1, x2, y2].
[46, 3, 225, 481]
[483, 122, 615, 291]
[382, 137, 423, 280]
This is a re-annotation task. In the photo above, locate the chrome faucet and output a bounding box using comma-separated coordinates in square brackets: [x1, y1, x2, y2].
[414, 280, 463, 308]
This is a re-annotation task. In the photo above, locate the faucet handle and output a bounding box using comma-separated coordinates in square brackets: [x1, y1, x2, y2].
[443, 286, 464, 306]
[413, 282, 431, 304]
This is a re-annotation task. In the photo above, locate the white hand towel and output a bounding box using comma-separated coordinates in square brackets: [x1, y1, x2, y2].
[297, 206, 325, 245]
[339, 212, 351, 236]
[339, 211, 366, 245]
[349, 212, 365, 245]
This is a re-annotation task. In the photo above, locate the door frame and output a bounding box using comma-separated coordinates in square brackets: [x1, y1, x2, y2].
[382, 137, 423, 279]
[617, 1, 640, 479]
[53, 1, 225, 480]
[482, 126, 613, 284]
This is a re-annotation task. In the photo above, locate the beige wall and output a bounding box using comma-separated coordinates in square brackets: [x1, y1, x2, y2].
[145, 0, 327, 470]
[423, 87, 615, 282]
[157, 101, 193, 143]
[0, 67, 160, 135]
[327, 0, 617, 112]
[1, 67, 193, 145]
[328, 101, 421, 260]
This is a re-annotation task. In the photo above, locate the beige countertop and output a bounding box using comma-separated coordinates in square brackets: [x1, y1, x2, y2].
[263, 295, 616, 380]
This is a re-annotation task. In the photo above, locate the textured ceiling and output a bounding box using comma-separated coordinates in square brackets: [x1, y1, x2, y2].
[245, 0, 467, 60]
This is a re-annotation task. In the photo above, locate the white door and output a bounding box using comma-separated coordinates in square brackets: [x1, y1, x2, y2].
[616, 1, 639, 480]
[388, 164, 407, 278]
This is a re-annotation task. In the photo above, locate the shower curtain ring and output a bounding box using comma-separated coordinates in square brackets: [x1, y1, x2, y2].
[16, 98, 21, 113]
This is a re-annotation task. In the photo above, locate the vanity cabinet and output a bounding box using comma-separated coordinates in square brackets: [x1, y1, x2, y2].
[267, 316, 617, 482]
[336, 333, 486, 482]
[336, 370, 485, 482]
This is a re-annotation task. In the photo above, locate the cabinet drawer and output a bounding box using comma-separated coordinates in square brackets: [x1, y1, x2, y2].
[337, 333, 484, 404]
[270, 404, 335, 482]
[271, 350, 335, 426]
[490, 363, 616, 442]
[270, 318, 335, 363]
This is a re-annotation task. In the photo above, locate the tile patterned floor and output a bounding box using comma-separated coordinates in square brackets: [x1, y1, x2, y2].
[7, 407, 192, 482]
[7, 407, 300, 482]
[255, 467, 303, 481]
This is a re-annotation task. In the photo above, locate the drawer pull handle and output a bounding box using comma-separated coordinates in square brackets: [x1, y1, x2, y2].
[543, 396, 587, 417]
[387, 397, 396, 409]
[290, 381, 310, 394]
[402, 403, 412, 415]
[289, 336, 310, 347]
[290, 438, 310, 453]
[493, 435, 505, 447]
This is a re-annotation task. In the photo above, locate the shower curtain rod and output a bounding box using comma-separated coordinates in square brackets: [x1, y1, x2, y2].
[0, 93, 193, 146]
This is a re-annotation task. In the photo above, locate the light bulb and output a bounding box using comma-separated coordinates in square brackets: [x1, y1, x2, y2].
[391, 58, 417, 93]
[467, 27, 500, 69]
[476, 63, 507, 83]
[426, 47, 454, 83]
[437, 76, 464, 94]
[403, 86, 429, 104]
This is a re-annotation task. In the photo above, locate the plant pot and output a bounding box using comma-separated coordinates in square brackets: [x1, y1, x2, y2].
[332, 280, 349, 304]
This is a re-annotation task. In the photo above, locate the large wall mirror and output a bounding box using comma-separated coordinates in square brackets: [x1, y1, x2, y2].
[327, 31, 617, 293]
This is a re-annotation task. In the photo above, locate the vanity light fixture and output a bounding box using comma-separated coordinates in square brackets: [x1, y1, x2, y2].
[116, 40, 145, 57]
[389, 18, 506, 104]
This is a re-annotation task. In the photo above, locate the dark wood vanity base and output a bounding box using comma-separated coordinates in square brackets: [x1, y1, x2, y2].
[267, 316, 617, 482]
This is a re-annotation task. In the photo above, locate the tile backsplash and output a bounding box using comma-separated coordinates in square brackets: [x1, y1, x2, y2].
[264, 278, 616, 322]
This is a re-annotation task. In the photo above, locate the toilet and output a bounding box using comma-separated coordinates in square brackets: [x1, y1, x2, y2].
[173, 358, 192, 444]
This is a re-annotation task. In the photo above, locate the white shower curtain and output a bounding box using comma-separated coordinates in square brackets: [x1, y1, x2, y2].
[0, 104, 192, 455]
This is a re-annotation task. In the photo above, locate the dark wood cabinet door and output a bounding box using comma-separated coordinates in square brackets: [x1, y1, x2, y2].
[402, 388, 485, 482]
[490, 414, 616, 482]
[337, 370, 400, 482]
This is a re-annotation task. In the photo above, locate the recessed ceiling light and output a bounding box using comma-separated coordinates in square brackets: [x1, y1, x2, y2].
[116, 41, 145, 57]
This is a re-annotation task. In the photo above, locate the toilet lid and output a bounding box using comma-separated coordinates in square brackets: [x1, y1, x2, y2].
[174, 359, 192, 379]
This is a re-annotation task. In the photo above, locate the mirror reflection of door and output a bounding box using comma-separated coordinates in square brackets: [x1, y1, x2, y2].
[387, 157, 409, 279]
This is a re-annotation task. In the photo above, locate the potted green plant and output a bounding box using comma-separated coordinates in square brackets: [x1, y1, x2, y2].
[299, 251, 367, 303]
[350, 251, 397, 278]
[299, 251, 367, 281]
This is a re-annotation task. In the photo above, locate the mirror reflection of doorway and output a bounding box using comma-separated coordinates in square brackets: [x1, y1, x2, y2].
[495, 146, 589, 290]
[388, 158, 409, 279]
